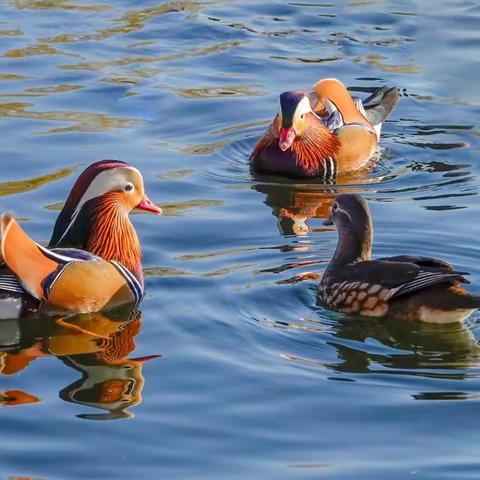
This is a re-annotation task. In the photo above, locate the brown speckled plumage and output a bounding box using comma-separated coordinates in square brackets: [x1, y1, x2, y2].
[318, 195, 480, 323]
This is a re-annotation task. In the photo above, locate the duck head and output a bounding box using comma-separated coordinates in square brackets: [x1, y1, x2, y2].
[324, 194, 373, 267]
[276, 91, 314, 151]
[50, 160, 161, 248]
[49, 160, 161, 284]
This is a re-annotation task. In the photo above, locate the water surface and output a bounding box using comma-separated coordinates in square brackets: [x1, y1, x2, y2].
[0, 1, 480, 479]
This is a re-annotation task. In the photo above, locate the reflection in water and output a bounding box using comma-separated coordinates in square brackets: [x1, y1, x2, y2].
[281, 316, 480, 400]
[328, 318, 480, 375]
[253, 179, 336, 236]
[0, 306, 160, 419]
[0, 166, 72, 197]
[0, 101, 139, 133]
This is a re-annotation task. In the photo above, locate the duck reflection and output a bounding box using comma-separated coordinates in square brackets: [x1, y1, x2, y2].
[253, 179, 336, 236]
[328, 318, 480, 376]
[0, 305, 160, 419]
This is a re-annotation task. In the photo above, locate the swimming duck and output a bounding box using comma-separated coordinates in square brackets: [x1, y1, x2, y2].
[0, 160, 162, 317]
[250, 78, 399, 179]
[318, 194, 480, 323]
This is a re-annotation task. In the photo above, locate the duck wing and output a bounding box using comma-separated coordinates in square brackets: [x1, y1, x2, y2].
[1, 215, 142, 313]
[351, 86, 400, 138]
[376, 255, 463, 275]
[0, 248, 103, 297]
[325, 259, 467, 301]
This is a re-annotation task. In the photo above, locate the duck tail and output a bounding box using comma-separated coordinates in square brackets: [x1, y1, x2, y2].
[1, 214, 59, 301]
[447, 286, 480, 310]
[359, 86, 400, 131]
[471, 295, 480, 309]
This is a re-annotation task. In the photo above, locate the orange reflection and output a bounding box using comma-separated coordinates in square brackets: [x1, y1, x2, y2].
[0, 306, 160, 419]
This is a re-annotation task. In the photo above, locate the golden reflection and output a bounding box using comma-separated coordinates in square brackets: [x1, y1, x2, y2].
[60, 40, 242, 71]
[160, 199, 223, 216]
[0, 101, 139, 133]
[11, 0, 113, 12]
[0, 84, 83, 98]
[0, 29, 23, 36]
[3, 45, 66, 58]
[0, 73, 28, 81]
[181, 141, 229, 154]
[0, 306, 161, 419]
[144, 266, 191, 277]
[39, 1, 205, 44]
[354, 54, 422, 74]
[173, 85, 265, 99]
[0, 167, 72, 197]
[157, 169, 195, 180]
[211, 118, 269, 136]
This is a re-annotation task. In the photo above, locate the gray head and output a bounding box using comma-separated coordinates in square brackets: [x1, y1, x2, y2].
[324, 194, 373, 267]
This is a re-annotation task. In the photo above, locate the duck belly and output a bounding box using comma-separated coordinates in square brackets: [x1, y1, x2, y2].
[387, 285, 479, 323]
[414, 307, 475, 324]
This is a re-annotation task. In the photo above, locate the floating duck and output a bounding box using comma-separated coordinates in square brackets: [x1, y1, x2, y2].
[0, 160, 162, 317]
[318, 194, 480, 323]
[250, 78, 399, 179]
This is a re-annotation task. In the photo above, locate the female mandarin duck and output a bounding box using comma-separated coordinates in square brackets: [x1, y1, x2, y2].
[318, 195, 480, 323]
[0, 160, 162, 317]
[250, 78, 400, 179]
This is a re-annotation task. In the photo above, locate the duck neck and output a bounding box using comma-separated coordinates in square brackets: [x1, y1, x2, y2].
[87, 193, 143, 286]
[325, 224, 372, 276]
[291, 119, 340, 172]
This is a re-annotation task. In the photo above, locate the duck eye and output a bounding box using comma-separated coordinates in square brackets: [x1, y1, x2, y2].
[300, 114, 304, 119]
[333, 202, 338, 211]
[125, 183, 134, 192]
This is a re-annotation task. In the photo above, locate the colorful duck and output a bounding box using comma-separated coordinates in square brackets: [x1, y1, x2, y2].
[318, 194, 480, 323]
[250, 78, 399, 179]
[0, 160, 162, 317]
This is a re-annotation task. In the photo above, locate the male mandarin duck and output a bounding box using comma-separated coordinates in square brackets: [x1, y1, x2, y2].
[0, 160, 162, 317]
[318, 195, 480, 323]
[250, 78, 400, 179]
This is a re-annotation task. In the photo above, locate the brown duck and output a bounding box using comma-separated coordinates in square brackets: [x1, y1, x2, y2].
[250, 78, 399, 179]
[318, 194, 480, 323]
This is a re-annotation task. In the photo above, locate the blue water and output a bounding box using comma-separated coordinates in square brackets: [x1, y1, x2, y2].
[0, 1, 480, 478]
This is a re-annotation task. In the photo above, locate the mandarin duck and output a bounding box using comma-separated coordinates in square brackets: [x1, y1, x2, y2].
[250, 78, 399, 179]
[0, 160, 162, 317]
[318, 195, 480, 323]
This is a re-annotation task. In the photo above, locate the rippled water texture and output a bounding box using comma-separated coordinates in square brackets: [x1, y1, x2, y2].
[1, 1, 480, 478]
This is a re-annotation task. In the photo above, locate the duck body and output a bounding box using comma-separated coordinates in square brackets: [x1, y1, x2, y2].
[251, 78, 399, 179]
[318, 195, 480, 323]
[0, 160, 161, 318]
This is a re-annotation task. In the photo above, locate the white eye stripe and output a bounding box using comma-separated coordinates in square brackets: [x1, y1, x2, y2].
[293, 96, 312, 118]
[57, 166, 140, 243]
[335, 205, 352, 222]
